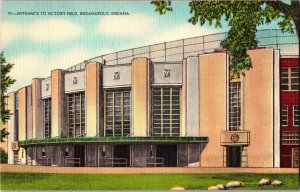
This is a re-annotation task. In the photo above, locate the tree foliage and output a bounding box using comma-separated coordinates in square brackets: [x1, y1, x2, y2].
[0, 51, 16, 125]
[151, 0, 173, 15]
[152, 0, 300, 77]
[0, 129, 9, 142]
[0, 147, 8, 164]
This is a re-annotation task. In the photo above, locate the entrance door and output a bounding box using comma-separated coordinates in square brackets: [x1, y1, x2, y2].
[227, 146, 241, 167]
[292, 148, 299, 168]
[156, 145, 177, 167]
[74, 145, 85, 167]
[113, 145, 130, 167]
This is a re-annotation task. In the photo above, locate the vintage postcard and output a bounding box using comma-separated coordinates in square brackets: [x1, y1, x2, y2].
[0, 0, 299, 190]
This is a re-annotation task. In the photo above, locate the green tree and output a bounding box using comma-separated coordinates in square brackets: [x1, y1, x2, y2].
[0, 148, 8, 164]
[151, 0, 300, 77]
[0, 129, 9, 142]
[1, 51, 16, 142]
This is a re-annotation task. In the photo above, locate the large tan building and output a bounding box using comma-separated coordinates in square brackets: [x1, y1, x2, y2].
[5, 30, 299, 167]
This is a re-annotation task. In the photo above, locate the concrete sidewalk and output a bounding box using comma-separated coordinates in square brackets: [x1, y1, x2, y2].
[0, 164, 298, 174]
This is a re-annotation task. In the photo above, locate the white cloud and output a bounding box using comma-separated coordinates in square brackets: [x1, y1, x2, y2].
[147, 24, 219, 44]
[0, 22, 23, 47]
[8, 53, 45, 92]
[1, 19, 82, 47]
[98, 14, 154, 37]
[7, 47, 94, 92]
[27, 19, 82, 42]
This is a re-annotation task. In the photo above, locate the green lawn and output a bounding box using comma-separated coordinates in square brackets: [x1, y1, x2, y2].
[0, 172, 298, 190]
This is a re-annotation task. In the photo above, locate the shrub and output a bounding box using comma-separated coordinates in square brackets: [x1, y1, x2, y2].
[0, 147, 8, 164]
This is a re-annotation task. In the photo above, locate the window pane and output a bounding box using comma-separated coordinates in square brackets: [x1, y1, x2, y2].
[291, 68, 299, 91]
[291, 68, 299, 76]
[281, 68, 288, 73]
[67, 92, 85, 137]
[281, 78, 288, 84]
[281, 132, 299, 145]
[281, 106, 288, 127]
[229, 82, 241, 131]
[43, 98, 51, 138]
[281, 68, 299, 91]
[152, 87, 180, 136]
[281, 68, 289, 91]
[281, 85, 289, 90]
[294, 106, 299, 127]
[105, 89, 131, 136]
[291, 85, 299, 91]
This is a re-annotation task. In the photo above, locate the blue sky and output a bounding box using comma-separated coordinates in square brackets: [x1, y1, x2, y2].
[1, 1, 281, 92]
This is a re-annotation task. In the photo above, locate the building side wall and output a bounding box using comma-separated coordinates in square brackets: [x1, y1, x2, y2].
[51, 69, 65, 138]
[86, 62, 101, 137]
[244, 48, 274, 167]
[273, 50, 281, 167]
[152, 63, 182, 85]
[132, 58, 150, 136]
[65, 71, 85, 93]
[188, 144, 201, 167]
[199, 52, 228, 167]
[103, 65, 131, 88]
[280, 58, 299, 168]
[186, 57, 199, 136]
[32, 79, 43, 139]
[180, 59, 187, 136]
[281, 145, 299, 167]
[7, 93, 15, 164]
[26, 86, 33, 139]
[18, 87, 27, 141]
[41, 78, 51, 99]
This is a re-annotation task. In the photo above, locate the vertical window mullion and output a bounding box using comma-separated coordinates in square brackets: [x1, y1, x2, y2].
[161, 88, 163, 136]
[293, 105, 299, 127]
[104, 89, 131, 137]
[46, 100, 47, 137]
[44, 100, 46, 138]
[170, 87, 172, 136]
[79, 93, 82, 137]
[43, 98, 51, 138]
[82, 93, 85, 136]
[47, 100, 49, 137]
[112, 91, 115, 137]
[229, 82, 241, 131]
[67, 92, 85, 137]
[152, 87, 180, 137]
[291, 68, 299, 91]
[104, 90, 106, 137]
[289, 68, 291, 90]
[73, 94, 76, 137]
[281, 106, 288, 127]
[67, 95, 69, 137]
[121, 91, 124, 136]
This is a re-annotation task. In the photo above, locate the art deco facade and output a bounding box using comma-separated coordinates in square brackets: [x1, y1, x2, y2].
[4, 30, 299, 168]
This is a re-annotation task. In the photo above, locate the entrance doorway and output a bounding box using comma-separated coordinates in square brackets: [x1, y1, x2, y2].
[292, 148, 299, 168]
[227, 146, 241, 167]
[74, 145, 85, 167]
[113, 145, 130, 167]
[156, 145, 177, 167]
